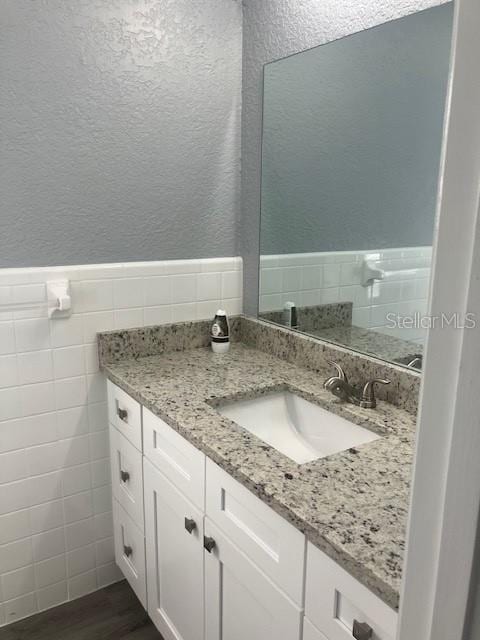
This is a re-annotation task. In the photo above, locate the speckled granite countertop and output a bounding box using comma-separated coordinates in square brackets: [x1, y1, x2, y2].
[101, 341, 415, 610]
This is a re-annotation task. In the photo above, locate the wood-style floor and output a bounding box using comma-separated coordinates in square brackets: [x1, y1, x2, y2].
[1, 581, 163, 640]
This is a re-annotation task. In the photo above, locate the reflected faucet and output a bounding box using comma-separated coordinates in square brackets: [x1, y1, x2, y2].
[323, 361, 390, 409]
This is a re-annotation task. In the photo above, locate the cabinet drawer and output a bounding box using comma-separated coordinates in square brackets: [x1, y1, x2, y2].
[109, 424, 144, 531]
[205, 459, 305, 605]
[305, 542, 397, 640]
[205, 518, 303, 640]
[113, 499, 146, 608]
[108, 380, 142, 451]
[143, 407, 205, 510]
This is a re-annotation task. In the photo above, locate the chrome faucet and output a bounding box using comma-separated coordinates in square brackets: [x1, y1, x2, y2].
[323, 361, 390, 409]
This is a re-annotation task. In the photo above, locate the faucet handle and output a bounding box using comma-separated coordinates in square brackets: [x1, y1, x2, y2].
[361, 378, 391, 408]
[326, 360, 347, 382]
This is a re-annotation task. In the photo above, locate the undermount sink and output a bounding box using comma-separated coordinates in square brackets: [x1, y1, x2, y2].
[218, 391, 380, 464]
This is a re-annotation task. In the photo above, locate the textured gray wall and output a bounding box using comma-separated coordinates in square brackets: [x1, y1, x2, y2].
[1, 0, 242, 267]
[261, 4, 452, 255]
[241, 0, 451, 315]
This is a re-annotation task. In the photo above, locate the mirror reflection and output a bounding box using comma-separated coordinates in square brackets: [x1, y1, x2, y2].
[258, 3, 453, 370]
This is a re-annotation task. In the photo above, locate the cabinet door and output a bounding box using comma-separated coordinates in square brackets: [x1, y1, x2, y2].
[304, 618, 330, 640]
[144, 458, 204, 640]
[204, 519, 302, 640]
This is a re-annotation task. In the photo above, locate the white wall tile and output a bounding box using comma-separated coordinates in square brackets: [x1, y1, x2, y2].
[67, 569, 97, 600]
[82, 312, 114, 344]
[113, 308, 144, 330]
[53, 346, 85, 380]
[0, 256, 243, 625]
[37, 581, 67, 612]
[144, 305, 172, 326]
[171, 275, 197, 304]
[29, 500, 64, 535]
[61, 464, 91, 497]
[0, 510, 30, 545]
[21, 382, 55, 416]
[0, 539, 33, 573]
[113, 279, 145, 309]
[17, 350, 53, 385]
[55, 376, 88, 410]
[65, 518, 95, 552]
[32, 528, 66, 563]
[50, 316, 84, 348]
[67, 544, 96, 578]
[96, 562, 122, 588]
[0, 355, 18, 388]
[0, 450, 27, 484]
[63, 491, 93, 524]
[144, 276, 172, 306]
[2, 565, 35, 600]
[56, 407, 88, 439]
[2, 592, 37, 624]
[197, 272, 222, 301]
[0, 322, 15, 355]
[0, 387, 22, 421]
[221, 271, 242, 299]
[14, 319, 50, 353]
[35, 554, 66, 589]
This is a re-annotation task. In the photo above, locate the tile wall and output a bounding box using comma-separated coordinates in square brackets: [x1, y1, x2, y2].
[0, 257, 242, 626]
[259, 247, 431, 346]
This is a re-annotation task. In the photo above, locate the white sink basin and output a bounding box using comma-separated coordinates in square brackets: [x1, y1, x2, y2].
[218, 391, 380, 464]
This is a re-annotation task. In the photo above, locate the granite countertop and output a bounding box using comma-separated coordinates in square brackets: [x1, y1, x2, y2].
[102, 342, 415, 610]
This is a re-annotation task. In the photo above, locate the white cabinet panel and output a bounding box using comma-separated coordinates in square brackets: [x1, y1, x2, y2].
[112, 498, 146, 608]
[107, 380, 142, 450]
[143, 407, 205, 510]
[206, 458, 305, 605]
[304, 618, 330, 640]
[204, 518, 302, 640]
[109, 424, 144, 531]
[144, 459, 204, 640]
[305, 542, 397, 640]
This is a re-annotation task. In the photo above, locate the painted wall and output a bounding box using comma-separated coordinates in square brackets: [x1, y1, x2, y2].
[0, 0, 242, 268]
[241, 0, 451, 315]
[260, 4, 452, 254]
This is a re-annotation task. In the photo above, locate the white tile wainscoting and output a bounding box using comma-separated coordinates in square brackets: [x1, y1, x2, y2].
[0, 257, 242, 627]
[260, 247, 432, 346]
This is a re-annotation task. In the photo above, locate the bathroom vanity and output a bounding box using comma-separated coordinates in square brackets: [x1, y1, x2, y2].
[100, 317, 417, 640]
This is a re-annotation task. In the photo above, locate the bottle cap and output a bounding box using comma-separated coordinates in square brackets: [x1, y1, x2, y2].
[215, 309, 227, 316]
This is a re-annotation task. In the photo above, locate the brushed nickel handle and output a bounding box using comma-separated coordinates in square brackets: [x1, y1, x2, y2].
[352, 619, 373, 640]
[203, 536, 216, 553]
[123, 544, 132, 558]
[120, 469, 130, 483]
[117, 406, 128, 422]
[184, 517, 197, 534]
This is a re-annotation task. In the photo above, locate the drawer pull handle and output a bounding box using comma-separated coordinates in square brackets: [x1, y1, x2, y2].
[203, 536, 216, 553]
[123, 544, 133, 558]
[184, 517, 197, 534]
[353, 620, 373, 640]
[117, 407, 128, 422]
[120, 470, 130, 483]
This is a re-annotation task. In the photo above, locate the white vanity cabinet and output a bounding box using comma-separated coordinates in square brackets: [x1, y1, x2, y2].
[107, 380, 398, 640]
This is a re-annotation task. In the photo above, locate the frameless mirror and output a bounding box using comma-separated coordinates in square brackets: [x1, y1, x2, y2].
[258, 3, 453, 370]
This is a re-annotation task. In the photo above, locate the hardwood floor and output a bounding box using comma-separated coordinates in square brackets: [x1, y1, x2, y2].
[0, 581, 163, 640]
